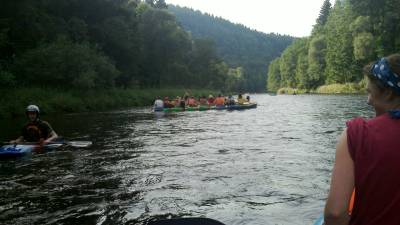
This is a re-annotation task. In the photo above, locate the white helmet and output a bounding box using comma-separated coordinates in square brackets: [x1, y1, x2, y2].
[26, 105, 40, 114]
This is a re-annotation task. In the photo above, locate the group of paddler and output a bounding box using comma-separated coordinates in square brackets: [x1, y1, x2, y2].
[153, 93, 252, 110]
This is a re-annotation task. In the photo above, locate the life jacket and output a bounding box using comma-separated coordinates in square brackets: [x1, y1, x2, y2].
[214, 97, 225, 106]
[23, 120, 51, 142]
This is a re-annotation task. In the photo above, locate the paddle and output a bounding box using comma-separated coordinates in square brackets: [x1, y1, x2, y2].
[312, 214, 324, 225]
[148, 218, 226, 225]
[3, 140, 92, 148]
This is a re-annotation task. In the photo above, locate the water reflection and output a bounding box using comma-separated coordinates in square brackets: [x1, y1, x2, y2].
[0, 94, 373, 225]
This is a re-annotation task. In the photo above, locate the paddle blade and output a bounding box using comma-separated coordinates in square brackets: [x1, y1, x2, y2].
[149, 218, 226, 225]
[65, 141, 92, 148]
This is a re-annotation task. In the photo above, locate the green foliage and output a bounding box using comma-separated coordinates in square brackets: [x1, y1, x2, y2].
[14, 38, 119, 89]
[353, 32, 375, 61]
[307, 36, 327, 88]
[0, 70, 15, 86]
[267, 0, 400, 94]
[296, 43, 310, 89]
[349, 16, 372, 34]
[316, 0, 332, 26]
[267, 59, 281, 92]
[0, 0, 236, 94]
[324, 1, 358, 84]
[316, 83, 364, 94]
[226, 67, 245, 92]
[277, 38, 309, 88]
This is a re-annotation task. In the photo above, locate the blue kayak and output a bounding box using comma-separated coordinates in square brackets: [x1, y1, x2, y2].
[0, 143, 63, 158]
[215, 103, 258, 110]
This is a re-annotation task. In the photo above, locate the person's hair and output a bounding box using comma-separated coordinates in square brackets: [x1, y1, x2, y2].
[364, 53, 400, 94]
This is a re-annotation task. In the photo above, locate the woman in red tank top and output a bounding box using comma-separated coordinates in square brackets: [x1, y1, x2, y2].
[324, 54, 400, 225]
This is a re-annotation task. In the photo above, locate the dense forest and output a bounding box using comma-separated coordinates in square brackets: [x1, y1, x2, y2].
[267, 0, 400, 93]
[0, 0, 251, 92]
[169, 5, 294, 92]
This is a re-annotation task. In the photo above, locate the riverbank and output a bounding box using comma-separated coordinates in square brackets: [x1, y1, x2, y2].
[0, 88, 218, 118]
[277, 82, 366, 95]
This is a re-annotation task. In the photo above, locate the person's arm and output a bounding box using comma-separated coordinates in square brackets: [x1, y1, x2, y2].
[10, 136, 24, 144]
[44, 130, 58, 144]
[41, 122, 58, 145]
[324, 129, 354, 225]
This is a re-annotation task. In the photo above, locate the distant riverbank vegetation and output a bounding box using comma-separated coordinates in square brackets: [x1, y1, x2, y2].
[0, 88, 217, 118]
[277, 82, 366, 95]
[267, 0, 400, 94]
[1, 0, 287, 117]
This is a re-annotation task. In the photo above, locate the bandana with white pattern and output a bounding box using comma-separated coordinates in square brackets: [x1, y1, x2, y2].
[371, 58, 400, 118]
[371, 57, 400, 95]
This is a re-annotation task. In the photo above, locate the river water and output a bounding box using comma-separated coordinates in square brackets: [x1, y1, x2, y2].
[0, 94, 373, 225]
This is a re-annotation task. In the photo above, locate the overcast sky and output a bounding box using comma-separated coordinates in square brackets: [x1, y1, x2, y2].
[165, 0, 334, 37]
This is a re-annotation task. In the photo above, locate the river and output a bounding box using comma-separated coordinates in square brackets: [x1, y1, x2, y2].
[0, 94, 374, 225]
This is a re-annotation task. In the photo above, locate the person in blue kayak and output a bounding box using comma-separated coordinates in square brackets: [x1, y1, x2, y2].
[10, 105, 58, 145]
[324, 54, 400, 225]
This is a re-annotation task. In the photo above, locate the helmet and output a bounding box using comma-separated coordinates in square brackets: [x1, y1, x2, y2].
[26, 105, 40, 114]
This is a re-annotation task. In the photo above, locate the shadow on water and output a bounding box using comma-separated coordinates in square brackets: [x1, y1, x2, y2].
[0, 95, 373, 225]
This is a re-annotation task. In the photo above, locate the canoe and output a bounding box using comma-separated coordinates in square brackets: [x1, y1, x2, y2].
[162, 106, 211, 112]
[163, 107, 185, 112]
[215, 103, 258, 110]
[227, 103, 257, 110]
[0, 143, 63, 158]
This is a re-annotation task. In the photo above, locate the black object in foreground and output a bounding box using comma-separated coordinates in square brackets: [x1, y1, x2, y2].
[149, 218, 226, 225]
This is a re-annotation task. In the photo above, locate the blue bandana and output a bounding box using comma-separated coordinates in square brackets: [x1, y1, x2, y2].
[371, 58, 400, 95]
[371, 58, 400, 119]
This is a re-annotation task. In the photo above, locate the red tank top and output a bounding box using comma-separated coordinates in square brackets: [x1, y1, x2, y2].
[347, 113, 400, 225]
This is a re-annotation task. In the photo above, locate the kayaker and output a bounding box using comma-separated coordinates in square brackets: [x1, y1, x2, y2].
[199, 96, 208, 106]
[174, 96, 181, 107]
[153, 96, 164, 109]
[10, 105, 58, 146]
[246, 95, 250, 102]
[207, 95, 215, 105]
[324, 54, 400, 225]
[237, 94, 246, 104]
[163, 97, 174, 108]
[213, 94, 225, 106]
[227, 95, 235, 105]
[187, 96, 198, 107]
[179, 96, 186, 109]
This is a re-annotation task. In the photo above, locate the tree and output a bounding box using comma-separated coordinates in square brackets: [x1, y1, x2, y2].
[317, 0, 332, 26]
[307, 36, 327, 88]
[324, 1, 358, 84]
[14, 38, 119, 89]
[267, 59, 281, 92]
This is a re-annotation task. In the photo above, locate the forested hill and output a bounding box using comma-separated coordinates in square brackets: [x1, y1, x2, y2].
[169, 5, 294, 92]
[1, 0, 260, 93]
[267, 0, 400, 93]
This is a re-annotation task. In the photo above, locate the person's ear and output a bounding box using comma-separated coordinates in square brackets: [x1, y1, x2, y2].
[384, 89, 397, 101]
